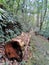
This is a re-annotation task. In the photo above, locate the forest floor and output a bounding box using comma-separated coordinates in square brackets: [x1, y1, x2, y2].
[29, 32, 49, 65]
[0, 32, 49, 65]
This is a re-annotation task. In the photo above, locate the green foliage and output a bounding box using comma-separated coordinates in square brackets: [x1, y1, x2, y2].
[0, 11, 23, 42]
[0, 3, 32, 43]
[0, 0, 49, 42]
[39, 20, 49, 38]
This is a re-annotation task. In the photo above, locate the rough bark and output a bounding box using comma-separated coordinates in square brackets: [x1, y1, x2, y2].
[4, 32, 31, 62]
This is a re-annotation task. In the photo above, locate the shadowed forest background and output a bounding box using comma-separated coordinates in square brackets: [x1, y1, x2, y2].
[0, 0, 49, 65]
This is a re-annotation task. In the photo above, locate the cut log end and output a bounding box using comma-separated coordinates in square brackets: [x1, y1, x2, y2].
[5, 41, 23, 62]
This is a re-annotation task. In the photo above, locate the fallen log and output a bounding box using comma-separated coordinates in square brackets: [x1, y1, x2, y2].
[12, 32, 31, 47]
[5, 41, 23, 62]
[5, 32, 31, 62]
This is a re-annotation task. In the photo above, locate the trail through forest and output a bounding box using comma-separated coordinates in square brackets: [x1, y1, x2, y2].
[32, 32, 49, 65]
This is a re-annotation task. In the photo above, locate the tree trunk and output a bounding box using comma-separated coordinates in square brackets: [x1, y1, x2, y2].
[40, 0, 47, 30]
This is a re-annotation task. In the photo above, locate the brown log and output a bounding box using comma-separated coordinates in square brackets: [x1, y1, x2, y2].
[5, 41, 23, 62]
[12, 32, 31, 47]
[5, 32, 31, 62]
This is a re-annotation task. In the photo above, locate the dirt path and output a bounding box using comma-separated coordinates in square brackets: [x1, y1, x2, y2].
[32, 33, 49, 65]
